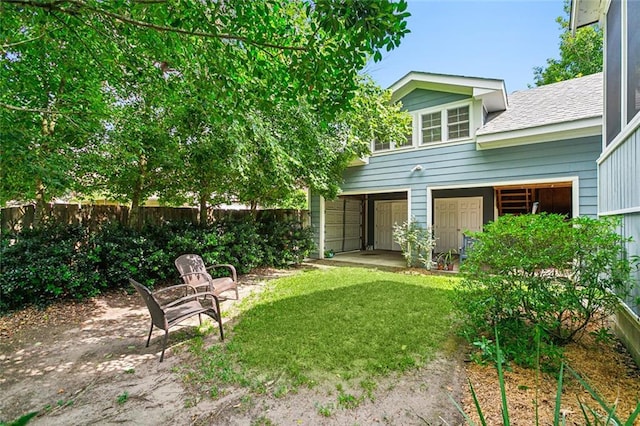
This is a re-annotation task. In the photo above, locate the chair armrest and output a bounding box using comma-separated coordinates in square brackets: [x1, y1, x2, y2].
[153, 284, 194, 296]
[205, 264, 237, 281]
[163, 291, 220, 309]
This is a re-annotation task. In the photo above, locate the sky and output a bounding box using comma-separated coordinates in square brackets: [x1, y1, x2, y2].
[365, 0, 567, 94]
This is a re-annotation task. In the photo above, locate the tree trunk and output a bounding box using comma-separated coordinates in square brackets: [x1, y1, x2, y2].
[32, 179, 49, 228]
[199, 193, 208, 227]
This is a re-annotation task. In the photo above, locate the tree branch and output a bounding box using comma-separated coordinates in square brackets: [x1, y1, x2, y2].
[1, 0, 309, 52]
[0, 102, 54, 114]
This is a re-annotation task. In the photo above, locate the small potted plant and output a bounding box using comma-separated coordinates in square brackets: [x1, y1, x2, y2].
[444, 249, 457, 271]
[434, 252, 446, 270]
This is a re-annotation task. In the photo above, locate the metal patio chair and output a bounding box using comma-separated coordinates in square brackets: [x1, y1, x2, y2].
[130, 278, 224, 362]
[174, 254, 239, 301]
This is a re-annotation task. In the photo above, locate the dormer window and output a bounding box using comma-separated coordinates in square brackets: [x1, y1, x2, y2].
[447, 106, 470, 139]
[421, 112, 442, 143]
[420, 104, 470, 145]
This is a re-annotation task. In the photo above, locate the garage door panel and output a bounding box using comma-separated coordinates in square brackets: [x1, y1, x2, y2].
[324, 198, 363, 253]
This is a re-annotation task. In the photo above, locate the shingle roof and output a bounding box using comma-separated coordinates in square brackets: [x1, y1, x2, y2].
[476, 72, 603, 136]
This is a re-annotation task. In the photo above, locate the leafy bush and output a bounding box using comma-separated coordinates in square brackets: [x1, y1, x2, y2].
[392, 217, 436, 268]
[1, 214, 314, 313]
[456, 213, 635, 368]
[0, 224, 103, 310]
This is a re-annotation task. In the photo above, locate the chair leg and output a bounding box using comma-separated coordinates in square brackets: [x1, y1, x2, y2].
[214, 297, 224, 341]
[146, 321, 154, 347]
[160, 330, 169, 362]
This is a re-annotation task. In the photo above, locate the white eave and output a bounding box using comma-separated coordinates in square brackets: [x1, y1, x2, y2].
[476, 116, 602, 150]
[389, 71, 508, 113]
[570, 0, 604, 32]
[348, 156, 369, 167]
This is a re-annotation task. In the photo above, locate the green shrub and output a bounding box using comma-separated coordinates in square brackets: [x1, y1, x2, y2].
[1, 214, 314, 312]
[456, 213, 635, 368]
[392, 217, 436, 268]
[0, 223, 103, 311]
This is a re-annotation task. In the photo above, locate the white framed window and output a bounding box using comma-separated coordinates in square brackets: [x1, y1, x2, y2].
[372, 133, 413, 152]
[419, 103, 471, 145]
[447, 106, 470, 139]
[421, 111, 442, 143]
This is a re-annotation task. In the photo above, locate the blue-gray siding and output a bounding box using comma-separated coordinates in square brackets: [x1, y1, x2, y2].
[599, 127, 640, 212]
[599, 126, 640, 316]
[400, 89, 470, 111]
[338, 135, 600, 226]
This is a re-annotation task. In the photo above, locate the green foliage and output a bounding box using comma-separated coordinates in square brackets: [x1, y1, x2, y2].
[115, 391, 129, 405]
[392, 217, 437, 268]
[229, 268, 456, 382]
[456, 213, 636, 369]
[0, 224, 105, 310]
[0, 216, 314, 313]
[0, 411, 39, 426]
[180, 267, 457, 407]
[533, 0, 602, 86]
[1, 1, 411, 220]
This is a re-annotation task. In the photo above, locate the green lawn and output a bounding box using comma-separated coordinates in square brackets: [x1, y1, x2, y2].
[182, 266, 459, 396]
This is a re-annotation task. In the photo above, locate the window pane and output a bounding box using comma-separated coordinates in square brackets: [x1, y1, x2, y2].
[447, 106, 470, 139]
[374, 140, 390, 151]
[396, 133, 412, 148]
[449, 122, 469, 139]
[606, 0, 622, 144]
[627, 0, 640, 123]
[421, 112, 441, 143]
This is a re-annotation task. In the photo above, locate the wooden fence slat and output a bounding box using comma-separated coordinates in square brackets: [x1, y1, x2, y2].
[1, 204, 308, 233]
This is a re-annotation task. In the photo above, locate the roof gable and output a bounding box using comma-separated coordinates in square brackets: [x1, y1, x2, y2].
[390, 71, 507, 112]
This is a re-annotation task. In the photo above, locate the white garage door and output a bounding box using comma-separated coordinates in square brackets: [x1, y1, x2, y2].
[325, 199, 363, 253]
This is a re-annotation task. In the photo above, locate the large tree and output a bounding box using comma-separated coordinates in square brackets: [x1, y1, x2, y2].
[533, 0, 602, 86]
[1, 0, 410, 221]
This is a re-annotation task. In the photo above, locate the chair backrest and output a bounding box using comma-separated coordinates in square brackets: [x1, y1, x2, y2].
[174, 254, 212, 286]
[130, 278, 167, 330]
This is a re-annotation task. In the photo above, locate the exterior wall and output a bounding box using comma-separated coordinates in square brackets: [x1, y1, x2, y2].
[599, 126, 640, 318]
[400, 89, 469, 111]
[339, 135, 601, 228]
[599, 128, 640, 212]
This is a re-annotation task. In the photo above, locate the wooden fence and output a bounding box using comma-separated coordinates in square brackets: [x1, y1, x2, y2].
[0, 204, 308, 234]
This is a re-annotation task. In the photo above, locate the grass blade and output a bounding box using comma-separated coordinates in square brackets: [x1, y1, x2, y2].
[567, 365, 622, 425]
[468, 378, 487, 426]
[448, 390, 479, 426]
[535, 326, 541, 426]
[553, 362, 565, 425]
[494, 326, 510, 425]
[623, 401, 640, 426]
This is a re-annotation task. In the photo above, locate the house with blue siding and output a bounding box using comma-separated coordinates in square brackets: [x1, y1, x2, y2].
[310, 71, 602, 257]
[572, 0, 640, 364]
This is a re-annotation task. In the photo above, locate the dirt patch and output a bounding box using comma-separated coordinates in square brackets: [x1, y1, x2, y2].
[2, 264, 638, 425]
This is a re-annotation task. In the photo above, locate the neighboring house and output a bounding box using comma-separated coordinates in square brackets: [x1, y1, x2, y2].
[572, 0, 640, 364]
[310, 71, 602, 256]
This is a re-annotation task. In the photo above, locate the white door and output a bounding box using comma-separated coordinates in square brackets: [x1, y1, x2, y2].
[434, 197, 483, 252]
[375, 201, 407, 250]
[434, 199, 459, 253]
[374, 201, 393, 250]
